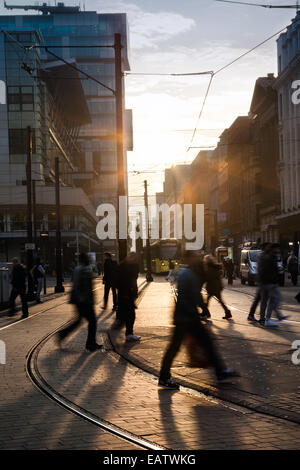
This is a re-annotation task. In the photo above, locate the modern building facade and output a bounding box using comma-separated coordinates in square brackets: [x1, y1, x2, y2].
[0, 28, 100, 268]
[0, 3, 132, 264]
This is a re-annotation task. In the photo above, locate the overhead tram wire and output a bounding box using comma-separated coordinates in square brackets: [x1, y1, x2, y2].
[215, 1, 300, 9]
[124, 71, 214, 77]
[187, 23, 290, 151]
[0, 30, 115, 95]
[44, 47, 115, 95]
[187, 73, 214, 152]
[214, 25, 289, 75]
[1, 27, 292, 156]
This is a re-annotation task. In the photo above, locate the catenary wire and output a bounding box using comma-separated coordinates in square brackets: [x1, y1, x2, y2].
[0, 26, 293, 172]
[188, 24, 289, 150]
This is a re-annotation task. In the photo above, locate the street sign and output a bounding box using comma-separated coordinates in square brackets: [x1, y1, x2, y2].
[25, 243, 35, 250]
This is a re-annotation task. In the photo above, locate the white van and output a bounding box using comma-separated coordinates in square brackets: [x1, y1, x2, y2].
[240, 249, 262, 286]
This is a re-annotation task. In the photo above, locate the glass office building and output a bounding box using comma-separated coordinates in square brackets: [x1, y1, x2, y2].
[0, 4, 132, 261]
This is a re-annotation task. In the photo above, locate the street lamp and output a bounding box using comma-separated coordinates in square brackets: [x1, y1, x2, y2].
[40, 230, 49, 295]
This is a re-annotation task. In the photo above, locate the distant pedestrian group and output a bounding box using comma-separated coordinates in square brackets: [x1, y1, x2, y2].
[56, 250, 141, 351]
[248, 243, 289, 327]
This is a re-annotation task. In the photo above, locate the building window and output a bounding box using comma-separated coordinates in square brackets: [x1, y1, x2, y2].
[8, 86, 34, 111]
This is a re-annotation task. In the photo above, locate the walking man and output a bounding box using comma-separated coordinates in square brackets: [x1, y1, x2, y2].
[9, 258, 29, 319]
[31, 258, 45, 304]
[248, 242, 271, 323]
[115, 252, 140, 342]
[57, 253, 102, 351]
[287, 252, 298, 286]
[259, 244, 288, 327]
[225, 258, 234, 285]
[203, 255, 232, 320]
[103, 252, 118, 310]
[158, 251, 239, 390]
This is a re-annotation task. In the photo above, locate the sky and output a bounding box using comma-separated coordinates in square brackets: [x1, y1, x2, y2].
[0, 0, 297, 203]
[83, 0, 295, 203]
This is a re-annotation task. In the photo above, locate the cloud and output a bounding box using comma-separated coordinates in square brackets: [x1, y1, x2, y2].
[86, 1, 195, 49]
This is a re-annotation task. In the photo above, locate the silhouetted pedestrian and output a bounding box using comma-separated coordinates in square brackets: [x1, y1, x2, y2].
[103, 252, 118, 310]
[158, 251, 239, 389]
[9, 258, 28, 319]
[259, 244, 289, 327]
[114, 252, 140, 342]
[166, 259, 175, 281]
[57, 253, 102, 351]
[287, 253, 298, 286]
[225, 258, 234, 285]
[31, 258, 45, 304]
[248, 242, 271, 323]
[204, 255, 232, 319]
[190, 255, 211, 319]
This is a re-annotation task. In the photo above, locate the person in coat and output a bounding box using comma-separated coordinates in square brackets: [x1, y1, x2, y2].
[158, 250, 238, 389]
[9, 258, 29, 319]
[103, 252, 118, 310]
[114, 252, 140, 342]
[287, 252, 298, 286]
[31, 257, 45, 304]
[203, 255, 232, 319]
[57, 252, 102, 352]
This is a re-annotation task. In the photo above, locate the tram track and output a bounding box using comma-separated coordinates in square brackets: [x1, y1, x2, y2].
[24, 278, 166, 451]
[168, 282, 300, 425]
[26, 323, 165, 451]
[6, 277, 300, 450]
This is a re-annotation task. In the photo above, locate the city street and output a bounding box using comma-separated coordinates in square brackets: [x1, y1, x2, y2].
[0, 276, 299, 450]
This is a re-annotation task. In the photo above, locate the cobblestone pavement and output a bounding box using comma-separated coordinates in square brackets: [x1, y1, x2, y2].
[1, 276, 299, 450]
[0, 284, 139, 450]
[110, 279, 300, 424]
[0, 279, 300, 450]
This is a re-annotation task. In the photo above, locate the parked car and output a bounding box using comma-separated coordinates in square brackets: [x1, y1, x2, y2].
[240, 249, 285, 286]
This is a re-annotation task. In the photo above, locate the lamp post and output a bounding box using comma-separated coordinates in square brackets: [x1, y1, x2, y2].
[54, 156, 64, 293]
[144, 180, 153, 282]
[26, 126, 35, 300]
[40, 230, 49, 295]
[114, 33, 127, 262]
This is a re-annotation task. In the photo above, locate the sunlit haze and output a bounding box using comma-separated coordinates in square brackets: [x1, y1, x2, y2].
[1, 0, 297, 200]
